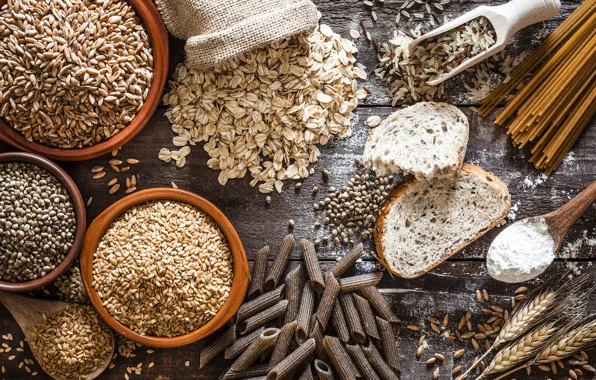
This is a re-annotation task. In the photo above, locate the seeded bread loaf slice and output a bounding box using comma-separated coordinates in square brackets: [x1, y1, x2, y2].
[374, 164, 510, 279]
[363, 102, 469, 179]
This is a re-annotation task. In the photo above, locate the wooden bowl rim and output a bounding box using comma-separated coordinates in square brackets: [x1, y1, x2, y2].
[0, 152, 86, 292]
[0, 0, 169, 161]
[79, 188, 249, 348]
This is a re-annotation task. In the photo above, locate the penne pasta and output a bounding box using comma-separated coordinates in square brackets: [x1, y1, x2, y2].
[339, 272, 383, 292]
[296, 365, 314, 380]
[353, 294, 380, 341]
[231, 328, 280, 371]
[309, 321, 328, 362]
[376, 317, 401, 373]
[345, 344, 381, 380]
[328, 243, 363, 278]
[284, 265, 304, 324]
[360, 287, 399, 323]
[221, 364, 269, 380]
[322, 336, 360, 380]
[264, 234, 295, 291]
[315, 272, 340, 330]
[269, 321, 298, 369]
[237, 285, 286, 322]
[200, 324, 236, 369]
[225, 327, 263, 359]
[361, 341, 399, 380]
[331, 303, 351, 343]
[295, 282, 315, 344]
[314, 359, 334, 380]
[239, 300, 288, 334]
[339, 293, 366, 344]
[300, 239, 325, 293]
[267, 338, 316, 380]
[248, 246, 270, 299]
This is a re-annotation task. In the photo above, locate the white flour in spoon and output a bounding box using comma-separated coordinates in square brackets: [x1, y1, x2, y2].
[487, 218, 555, 283]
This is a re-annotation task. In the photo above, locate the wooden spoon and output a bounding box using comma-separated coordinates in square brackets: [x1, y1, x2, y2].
[542, 179, 596, 251]
[0, 292, 114, 380]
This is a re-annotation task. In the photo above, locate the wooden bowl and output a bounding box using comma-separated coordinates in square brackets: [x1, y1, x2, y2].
[79, 188, 250, 348]
[0, 152, 87, 292]
[0, 0, 169, 161]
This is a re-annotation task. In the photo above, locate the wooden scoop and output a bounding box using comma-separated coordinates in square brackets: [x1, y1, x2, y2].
[0, 292, 114, 380]
[408, 0, 561, 85]
[542, 180, 596, 251]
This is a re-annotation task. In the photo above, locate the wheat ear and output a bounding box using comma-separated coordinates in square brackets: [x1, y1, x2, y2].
[460, 273, 588, 379]
[534, 318, 596, 364]
[476, 321, 558, 380]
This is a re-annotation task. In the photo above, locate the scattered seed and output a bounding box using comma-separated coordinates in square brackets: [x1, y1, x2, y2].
[86, 197, 93, 207]
[92, 166, 104, 173]
[426, 357, 436, 365]
[435, 353, 445, 361]
[171, 182, 178, 189]
[108, 178, 118, 187]
[408, 325, 421, 331]
[93, 172, 106, 179]
[454, 349, 465, 359]
[110, 164, 120, 173]
[109, 184, 120, 194]
[127, 158, 139, 164]
[475, 290, 482, 302]
[432, 367, 439, 379]
[125, 187, 137, 194]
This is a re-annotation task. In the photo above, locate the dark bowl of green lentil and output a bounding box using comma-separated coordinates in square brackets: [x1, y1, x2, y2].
[0, 152, 86, 292]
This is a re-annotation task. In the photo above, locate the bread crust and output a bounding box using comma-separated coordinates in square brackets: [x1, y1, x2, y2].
[374, 163, 511, 279]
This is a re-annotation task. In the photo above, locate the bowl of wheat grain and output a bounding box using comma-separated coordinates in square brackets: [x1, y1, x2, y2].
[0, 0, 168, 161]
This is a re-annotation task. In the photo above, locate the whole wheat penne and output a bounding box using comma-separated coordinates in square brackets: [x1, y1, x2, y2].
[295, 282, 315, 344]
[331, 303, 350, 343]
[345, 344, 381, 380]
[353, 294, 380, 341]
[314, 359, 334, 380]
[221, 364, 268, 380]
[264, 235, 295, 291]
[237, 285, 286, 322]
[267, 338, 316, 380]
[339, 272, 383, 292]
[376, 317, 401, 373]
[339, 293, 366, 344]
[284, 265, 304, 324]
[200, 324, 236, 369]
[231, 328, 280, 371]
[248, 246, 270, 299]
[328, 243, 363, 278]
[268, 320, 298, 369]
[225, 327, 264, 359]
[360, 287, 399, 323]
[309, 321, 328, 362]
[315, 272, 340, 329]
[296, 365, 314, 380]
[361, 342, 399, 380]
[300, 239, 325, 293]
[322, 336, 360, 380]
[239, 300, 288, 334]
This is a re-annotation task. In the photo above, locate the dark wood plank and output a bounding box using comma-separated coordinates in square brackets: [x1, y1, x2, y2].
[1, 262, 594, 379]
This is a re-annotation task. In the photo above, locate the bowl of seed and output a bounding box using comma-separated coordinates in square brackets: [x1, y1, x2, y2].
[79, 188, 250, 348]
[0, 152, 86, 292]
[0, 0, 169, 161]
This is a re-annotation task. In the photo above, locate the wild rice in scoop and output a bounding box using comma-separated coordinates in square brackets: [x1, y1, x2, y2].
[92, 200, 233, 337]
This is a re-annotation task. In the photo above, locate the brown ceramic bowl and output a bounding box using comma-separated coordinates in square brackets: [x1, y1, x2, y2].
[79, 188, 250, 348]
[0, 0, 169, 161]
[0, 152, 87, 292]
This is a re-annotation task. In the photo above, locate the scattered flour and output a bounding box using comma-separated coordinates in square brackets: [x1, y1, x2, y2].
[507, 202, 519, 221]
[523, 173, 549, 189]
[563, 151, 576, 163]
[559, 230, 596, 276]
[487, 218, 555, 283]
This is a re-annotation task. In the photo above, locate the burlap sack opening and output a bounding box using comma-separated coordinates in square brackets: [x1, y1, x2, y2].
[156, 0, 319, 70]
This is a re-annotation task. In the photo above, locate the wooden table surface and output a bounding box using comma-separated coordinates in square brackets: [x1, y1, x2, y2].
[1, 0, 595, 379]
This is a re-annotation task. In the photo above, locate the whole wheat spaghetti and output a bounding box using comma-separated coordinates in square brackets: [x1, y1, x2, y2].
[480, 0, 596, 174]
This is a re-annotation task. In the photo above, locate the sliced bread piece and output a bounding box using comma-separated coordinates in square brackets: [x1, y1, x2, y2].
[374, 164, 510, 279]
[363, 102, 469, 179]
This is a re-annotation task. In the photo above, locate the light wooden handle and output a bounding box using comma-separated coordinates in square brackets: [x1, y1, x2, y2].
[494, 0, 561, 36]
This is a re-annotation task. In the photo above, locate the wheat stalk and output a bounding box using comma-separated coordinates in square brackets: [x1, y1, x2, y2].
[476, 321, 558, 380]
[494, 316, 596, 380]
[460, 274, 588, 380]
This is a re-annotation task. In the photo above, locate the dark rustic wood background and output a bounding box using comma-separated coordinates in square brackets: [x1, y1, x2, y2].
[1, 0, 595, 379]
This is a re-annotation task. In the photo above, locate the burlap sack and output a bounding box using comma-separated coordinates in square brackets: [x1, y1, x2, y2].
[156, 0, 319, 70]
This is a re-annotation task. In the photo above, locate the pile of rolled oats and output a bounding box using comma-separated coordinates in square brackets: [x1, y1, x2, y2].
[160, 24, 367, 193]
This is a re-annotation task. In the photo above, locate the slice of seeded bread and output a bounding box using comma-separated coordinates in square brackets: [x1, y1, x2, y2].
[374, 164, 511, 279]
[363, 102, 469, 179]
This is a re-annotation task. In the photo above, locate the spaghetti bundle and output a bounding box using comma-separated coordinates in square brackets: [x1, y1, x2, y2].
[480, 0, 596, 174]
